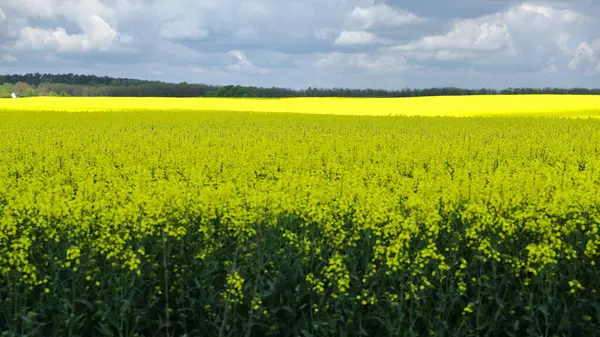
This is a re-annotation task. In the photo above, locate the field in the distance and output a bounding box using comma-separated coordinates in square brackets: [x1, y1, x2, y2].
[3, 94, 600, 117]
[1, 98, 600, 337]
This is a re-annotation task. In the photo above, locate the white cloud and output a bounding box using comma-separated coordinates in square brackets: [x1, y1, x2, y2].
[227, 50, 268, 74]
[1, 0, 600, 88]
[3, 0, 60, 18]
[316, 52, 407, 73]
[1, 54, 17, 62]
[517, 3, 579, 24]
[81, 14, 118, 45]
[228, 50, 249, 63]
[421, 50, 481, 61]
[394, 20, 510, 54]
[357, 54, 406, 72]
[391, 2, 588, 66]
[155, 40, 206, 60]
[5, 0, 122, 52]
[4, 0, 117, 25]
[568, 41, 598, 73]
[119, 34, 134, 44]
[334, 30, 378, 45]
[15, 15, 118, 52]
[349, 4, 423, 29]
[160, 19, 208, 40]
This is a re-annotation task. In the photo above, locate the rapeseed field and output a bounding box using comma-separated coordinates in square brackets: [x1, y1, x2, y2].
[4, 95, 600, 116]
[1, 97, 600, 336]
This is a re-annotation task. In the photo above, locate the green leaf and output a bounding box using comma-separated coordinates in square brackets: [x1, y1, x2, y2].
[301, 329, 314, 337]
[537, 305, 549, 317]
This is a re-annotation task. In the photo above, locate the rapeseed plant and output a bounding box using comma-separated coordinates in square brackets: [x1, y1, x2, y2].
[0, 105, 598, 336]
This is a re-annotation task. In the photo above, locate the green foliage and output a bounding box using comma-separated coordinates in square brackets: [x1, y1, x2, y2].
[2, 82, 14, 92]
[0, 86, 11, 98]
[13, 81, 32, 96]
[1, 73, 600, 98]
[22, 88, 38, 97]
[215, 85, 258, 97]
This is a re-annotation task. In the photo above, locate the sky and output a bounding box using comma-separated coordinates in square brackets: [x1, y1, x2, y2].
[0, 0, 599, 90]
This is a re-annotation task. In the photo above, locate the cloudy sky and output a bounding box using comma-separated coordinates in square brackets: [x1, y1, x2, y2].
[0, 0, 599, 89]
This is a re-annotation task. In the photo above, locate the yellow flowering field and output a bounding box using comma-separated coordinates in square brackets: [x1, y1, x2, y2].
[0, 98, 600, 336]
[3, 94, 600, 116]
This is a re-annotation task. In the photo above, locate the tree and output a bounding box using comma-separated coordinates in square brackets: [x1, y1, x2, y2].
[13, 81, 32, 96]
[36, 83, 51, 96]
[23, 87, 38, 97]
[0, 86, 10, 98]
[1, 73, 599, 98]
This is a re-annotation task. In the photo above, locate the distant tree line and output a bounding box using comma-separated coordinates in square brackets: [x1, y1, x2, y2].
[2, 73, 600, 98]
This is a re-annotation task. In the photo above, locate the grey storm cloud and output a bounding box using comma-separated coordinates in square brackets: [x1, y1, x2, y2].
[0, 0, 599, 89]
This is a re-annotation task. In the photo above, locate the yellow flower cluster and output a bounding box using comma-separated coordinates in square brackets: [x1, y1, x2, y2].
[0, 106, 599, 312]
[221, 271, 245, 305]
